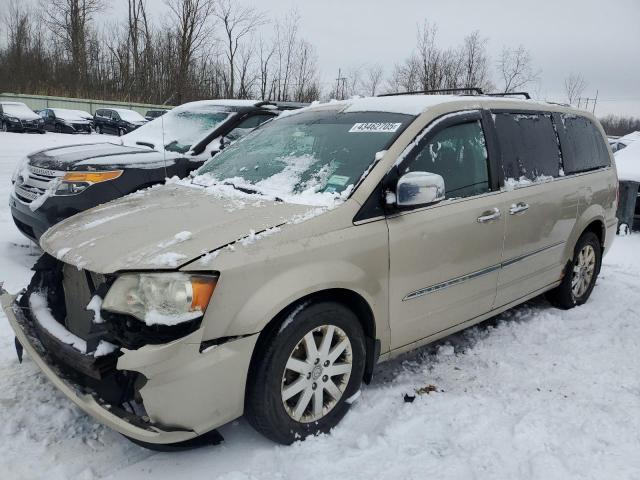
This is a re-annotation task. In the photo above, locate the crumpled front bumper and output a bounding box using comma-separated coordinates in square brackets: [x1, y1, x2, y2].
[1, 291, 259, 445]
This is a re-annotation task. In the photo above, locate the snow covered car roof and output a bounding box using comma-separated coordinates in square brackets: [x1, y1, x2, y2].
[282, 95, 568, 118]
[615, 139, 640, 182]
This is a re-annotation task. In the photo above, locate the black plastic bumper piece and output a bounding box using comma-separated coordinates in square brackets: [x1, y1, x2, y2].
[125, 429, 224, 452]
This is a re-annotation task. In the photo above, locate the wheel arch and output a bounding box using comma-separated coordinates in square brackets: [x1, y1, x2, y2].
[246, 288, 379, 391]
[566, 205, 607, 262]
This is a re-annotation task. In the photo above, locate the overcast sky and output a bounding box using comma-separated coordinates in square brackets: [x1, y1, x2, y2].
[106, 0, 638, 117]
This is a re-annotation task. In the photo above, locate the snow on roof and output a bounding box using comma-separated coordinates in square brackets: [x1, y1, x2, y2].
[615, 139, 640, 182]
[341, 95, 465, 115]
[619, 131, 640, 143]
[179, 99, 261, 109]
[282, 95, 556, 118]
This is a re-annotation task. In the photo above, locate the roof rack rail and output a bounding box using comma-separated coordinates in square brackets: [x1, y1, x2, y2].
[545, 101, 571, 107]
[255, 100, 309, 110]
[378, 87, 484, 97]
[484, 92, 531, 100]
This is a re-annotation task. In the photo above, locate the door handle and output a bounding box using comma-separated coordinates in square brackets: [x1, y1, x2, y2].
[509, 202, 530, 215]
[477, 208, 501, 223]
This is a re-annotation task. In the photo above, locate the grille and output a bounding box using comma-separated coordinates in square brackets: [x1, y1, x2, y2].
[13, 165, 65, 204]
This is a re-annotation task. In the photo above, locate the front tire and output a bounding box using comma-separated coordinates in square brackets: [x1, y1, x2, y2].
[96, 125, 102, 134]
[1, 121, 7, 132]
[547, 231, 601, 309]
[245, 301, 366, 445]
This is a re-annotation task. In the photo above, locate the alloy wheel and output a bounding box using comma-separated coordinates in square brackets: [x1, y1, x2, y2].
[572, 244, 596, 298]
[281, 324, 353, 423]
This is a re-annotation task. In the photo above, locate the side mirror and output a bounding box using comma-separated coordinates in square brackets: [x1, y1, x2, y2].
[393, 171, 445, 207]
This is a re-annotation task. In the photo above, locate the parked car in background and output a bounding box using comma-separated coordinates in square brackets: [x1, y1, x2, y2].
[10, 99, 291, 242]
[2, 93, 617, 448]
[145, 109, 169, 121]
[609, 131, 639, 153]
[38, 108, 93, 134]
[93, 108, 147, 136]
[613, 139, 640, 231]
[0, 102, 45, 133]
[70, 109, 95, 127]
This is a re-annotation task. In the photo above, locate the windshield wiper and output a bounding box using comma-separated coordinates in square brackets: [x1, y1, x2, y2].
[223, 181, 283, 202]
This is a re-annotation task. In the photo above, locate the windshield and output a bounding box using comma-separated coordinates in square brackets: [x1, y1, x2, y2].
[71, 110, 92, 119]
[123, 104, 232, 153]
[115, 109, 146, 122]
[195, 109, 413, 204]
[52, 109, 86, 121]
[3, 103, 35, 117]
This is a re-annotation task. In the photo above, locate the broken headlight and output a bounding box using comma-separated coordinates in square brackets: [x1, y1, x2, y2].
[102, 273, 217, 326]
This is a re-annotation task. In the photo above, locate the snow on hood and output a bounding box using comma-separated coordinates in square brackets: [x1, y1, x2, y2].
[27, 142, 172, 170]
[615, 139, 640, 182]
[39, 183, 312, 273]
[2, 102, 40, 120]
[51, 109, 90, 123]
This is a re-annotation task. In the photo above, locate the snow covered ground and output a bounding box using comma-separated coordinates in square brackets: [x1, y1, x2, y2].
[0, 132, 639, 479]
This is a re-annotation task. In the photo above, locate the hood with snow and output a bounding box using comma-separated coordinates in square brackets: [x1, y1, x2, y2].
[39, 183, 314, 273]
[27, 142, 180, 171]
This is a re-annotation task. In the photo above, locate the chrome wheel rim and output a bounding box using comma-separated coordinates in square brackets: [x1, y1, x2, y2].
[281, 324, 353, 423]
[572, 244, 596, 298]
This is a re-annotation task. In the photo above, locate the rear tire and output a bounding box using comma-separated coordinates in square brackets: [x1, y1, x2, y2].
[245, 301, 366, 445]
[547, 231, 601, 309]
[118, 128, 125, 136]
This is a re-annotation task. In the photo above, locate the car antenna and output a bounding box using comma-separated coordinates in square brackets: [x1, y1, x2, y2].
[161, 109, 167, 175]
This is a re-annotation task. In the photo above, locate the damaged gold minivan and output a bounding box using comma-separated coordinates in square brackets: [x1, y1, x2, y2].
[1, 93, 618, 447]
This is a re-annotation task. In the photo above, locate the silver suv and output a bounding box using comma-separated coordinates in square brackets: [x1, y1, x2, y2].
[2, 94, 618, 447]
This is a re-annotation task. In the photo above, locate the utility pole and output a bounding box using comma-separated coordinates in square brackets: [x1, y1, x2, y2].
[335, 69, 347, 100]
[576, 92, 599, 113]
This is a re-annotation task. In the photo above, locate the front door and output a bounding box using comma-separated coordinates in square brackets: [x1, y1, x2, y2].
[388, 112, 505, 349]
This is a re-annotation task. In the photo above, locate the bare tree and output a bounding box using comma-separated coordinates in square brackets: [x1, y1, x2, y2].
[564, 73, 587, 105]
[165, 0, 216, 104]
[39, 0, 106, 94]
[273, 12, 300, 101]
[257, 36, 275, 99]
[363, 64, 384, 96]
[460, 31, 490, 90]
[214, 0, 265, 98]
[292, 40, 319, 102]
[497, 45, 540, 93]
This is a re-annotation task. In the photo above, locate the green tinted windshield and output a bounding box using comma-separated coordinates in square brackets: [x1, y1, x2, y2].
[196, 110, 413, 198]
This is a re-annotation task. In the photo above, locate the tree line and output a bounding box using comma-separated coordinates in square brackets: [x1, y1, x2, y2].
[0, 0, 638, 136]
[0, 0, 321, 105]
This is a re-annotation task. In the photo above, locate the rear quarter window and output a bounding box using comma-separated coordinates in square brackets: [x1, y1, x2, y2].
[494, 112, 562, 181]
[560, 115, 610, 174]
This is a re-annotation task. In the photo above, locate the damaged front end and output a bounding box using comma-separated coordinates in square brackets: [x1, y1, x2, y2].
[1, 254, 244, 448]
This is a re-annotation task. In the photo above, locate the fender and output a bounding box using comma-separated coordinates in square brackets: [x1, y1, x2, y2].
[204, 259, 390, 354]
[564, 203, 606, 263]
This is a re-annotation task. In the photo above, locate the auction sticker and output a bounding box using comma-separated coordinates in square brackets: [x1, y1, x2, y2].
[349, 123, 402, 133]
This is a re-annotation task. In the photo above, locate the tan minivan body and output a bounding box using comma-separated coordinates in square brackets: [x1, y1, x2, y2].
[2, 96, 618, 445]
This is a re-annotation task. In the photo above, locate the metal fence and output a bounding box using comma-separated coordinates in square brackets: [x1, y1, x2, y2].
[0, 93, 172, 116]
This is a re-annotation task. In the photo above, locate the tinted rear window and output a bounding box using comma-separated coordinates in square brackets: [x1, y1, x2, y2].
[494, 113, 562, 180]
[560, 115, 610, 174]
